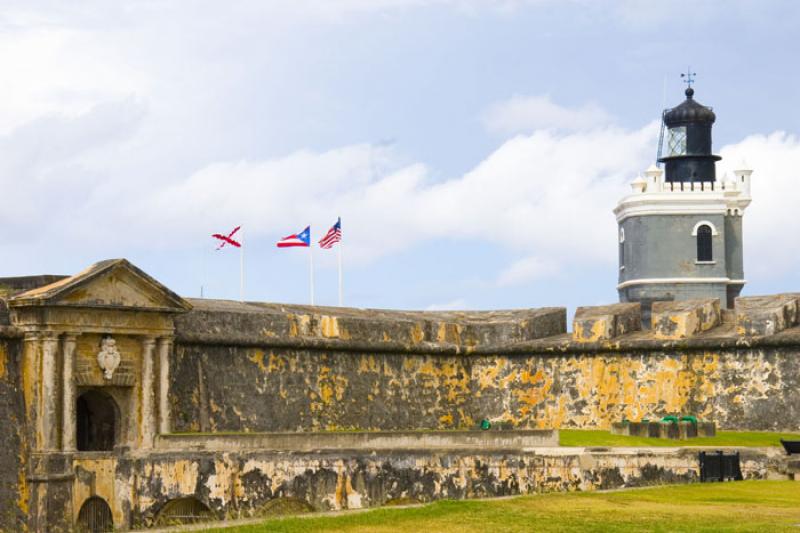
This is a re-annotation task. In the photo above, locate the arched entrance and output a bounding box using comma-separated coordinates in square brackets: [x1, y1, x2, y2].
[154, 497, 214, 526]
[76, 496, 113, 532]
[77, 389, 118, 451]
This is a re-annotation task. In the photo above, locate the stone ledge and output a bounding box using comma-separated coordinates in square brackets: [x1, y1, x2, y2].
[156, 429, 559, 452]
[652, 299, 721, 339]
[573, 303, 641, 342]
[736, 294, 799, 336]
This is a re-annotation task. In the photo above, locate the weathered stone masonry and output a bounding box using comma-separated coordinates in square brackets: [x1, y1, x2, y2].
[0, 259, 799, 531]
[171, 299, 800, 434]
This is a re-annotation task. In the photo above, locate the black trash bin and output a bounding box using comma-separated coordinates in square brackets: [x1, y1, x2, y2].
[699, 451, 743, 482]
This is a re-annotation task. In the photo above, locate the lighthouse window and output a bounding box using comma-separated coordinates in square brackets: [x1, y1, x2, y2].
[667, 126, 687, 156]
[696, 224, 713, 262]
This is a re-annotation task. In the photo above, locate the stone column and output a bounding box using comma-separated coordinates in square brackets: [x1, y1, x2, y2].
[22, 333, 41, 449]
[157, 337, 172, 435]
[61, 334, 78, 452]
[41, 332, 60, 451]
[140, 337, 157, 448]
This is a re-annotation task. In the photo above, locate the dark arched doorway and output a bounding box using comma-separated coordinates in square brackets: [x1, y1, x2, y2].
[76, 496, 113, 532]
[77, 389, 118, 451]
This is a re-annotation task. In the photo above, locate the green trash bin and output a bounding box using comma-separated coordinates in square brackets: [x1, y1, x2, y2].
[480, 419, 491, 430]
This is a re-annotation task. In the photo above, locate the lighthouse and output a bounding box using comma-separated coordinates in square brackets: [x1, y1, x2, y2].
[614, 80, 752, 319]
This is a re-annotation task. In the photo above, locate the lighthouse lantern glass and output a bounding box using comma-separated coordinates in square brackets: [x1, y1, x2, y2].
[667, 126, 687, 156]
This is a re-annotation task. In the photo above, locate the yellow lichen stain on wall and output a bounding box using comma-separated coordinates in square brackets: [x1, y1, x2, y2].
[17, 444, 29, 522]
[477, 358, 506, 390]
[248, 350, 267, 372]
[436, 323, 461, 345]
[492, 351, 727, 430]
[296, 315, 312, 336]
[156, 460, 200, 495]
[410, 324, 425, 344]
[358, 355, 380, 374]
[0, 344, 6, 380]
[574, 318, 612, 342]
[288, 316, 298, 337]
[320, 316, 340, 338]
[457, 408, 475, 427]
[513, 366, 553, 419]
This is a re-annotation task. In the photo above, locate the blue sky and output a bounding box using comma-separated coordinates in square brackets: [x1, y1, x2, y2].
[2, 1, 800, 313]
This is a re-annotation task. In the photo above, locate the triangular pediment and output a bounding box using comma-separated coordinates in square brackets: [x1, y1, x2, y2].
[9, 259, 191, 312]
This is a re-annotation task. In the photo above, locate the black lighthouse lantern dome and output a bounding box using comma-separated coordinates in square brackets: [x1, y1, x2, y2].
[663, 87, 717, 126]
[658, 86, 721, 183]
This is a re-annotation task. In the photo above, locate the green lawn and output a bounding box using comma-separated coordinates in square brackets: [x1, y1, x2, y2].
[559, 429, 800, 448]
[207, 481, 800, 532]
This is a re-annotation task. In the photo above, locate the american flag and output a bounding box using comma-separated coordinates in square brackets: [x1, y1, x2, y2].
[319, 218, 342, 249]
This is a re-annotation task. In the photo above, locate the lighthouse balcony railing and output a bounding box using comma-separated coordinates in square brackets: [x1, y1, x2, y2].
[635, 168, 751, 196]
[660, 180, 738, 193]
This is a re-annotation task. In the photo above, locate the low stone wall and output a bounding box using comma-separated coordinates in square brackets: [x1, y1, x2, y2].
[75, 444, 789, 528]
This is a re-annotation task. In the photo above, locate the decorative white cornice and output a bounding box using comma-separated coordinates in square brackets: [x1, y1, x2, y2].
[615, 188, 751, 223]
[617, 277, 746, 290]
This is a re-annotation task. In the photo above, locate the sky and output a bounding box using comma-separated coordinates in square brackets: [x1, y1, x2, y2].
[2, 0, 800, 314]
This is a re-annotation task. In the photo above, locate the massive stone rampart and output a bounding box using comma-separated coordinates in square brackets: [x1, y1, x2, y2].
[170, 296, 800, 433]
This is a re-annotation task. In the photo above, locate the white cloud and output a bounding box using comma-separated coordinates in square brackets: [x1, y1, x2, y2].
[496, 256, 559, 287]
[482, 95, 615, 134]
[119, 122, 655, 269]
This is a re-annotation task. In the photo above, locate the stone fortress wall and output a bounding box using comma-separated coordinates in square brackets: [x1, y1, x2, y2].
[170, 298, 800, 434]
[1, 261, 799, 530]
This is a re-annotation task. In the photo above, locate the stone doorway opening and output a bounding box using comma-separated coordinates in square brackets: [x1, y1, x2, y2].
[76, 496, 113, 532]
[77, 389, 119, 451]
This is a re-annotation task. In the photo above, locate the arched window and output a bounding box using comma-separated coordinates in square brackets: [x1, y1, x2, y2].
[77, 390, 118, 452]
[696, 224, 713, 262]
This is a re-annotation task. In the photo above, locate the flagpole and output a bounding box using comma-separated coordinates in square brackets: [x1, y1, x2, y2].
[200, 245, 206, 298]
[309, 244, 315, 305]
[240, 227, 245, 302]
[337, 240, 343, 307]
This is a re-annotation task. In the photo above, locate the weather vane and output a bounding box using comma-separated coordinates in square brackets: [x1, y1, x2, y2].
[681, 68, 697, 88]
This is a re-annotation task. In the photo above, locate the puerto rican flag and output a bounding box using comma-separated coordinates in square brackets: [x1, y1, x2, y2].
[277, 226, 311, 248]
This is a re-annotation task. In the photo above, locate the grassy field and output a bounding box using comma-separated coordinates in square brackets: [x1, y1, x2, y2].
[207, 481, 800, 532]
[559, 429, 800, 448]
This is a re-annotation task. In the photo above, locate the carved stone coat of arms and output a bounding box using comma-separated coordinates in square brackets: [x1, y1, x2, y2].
[97, 337, 121, 380]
